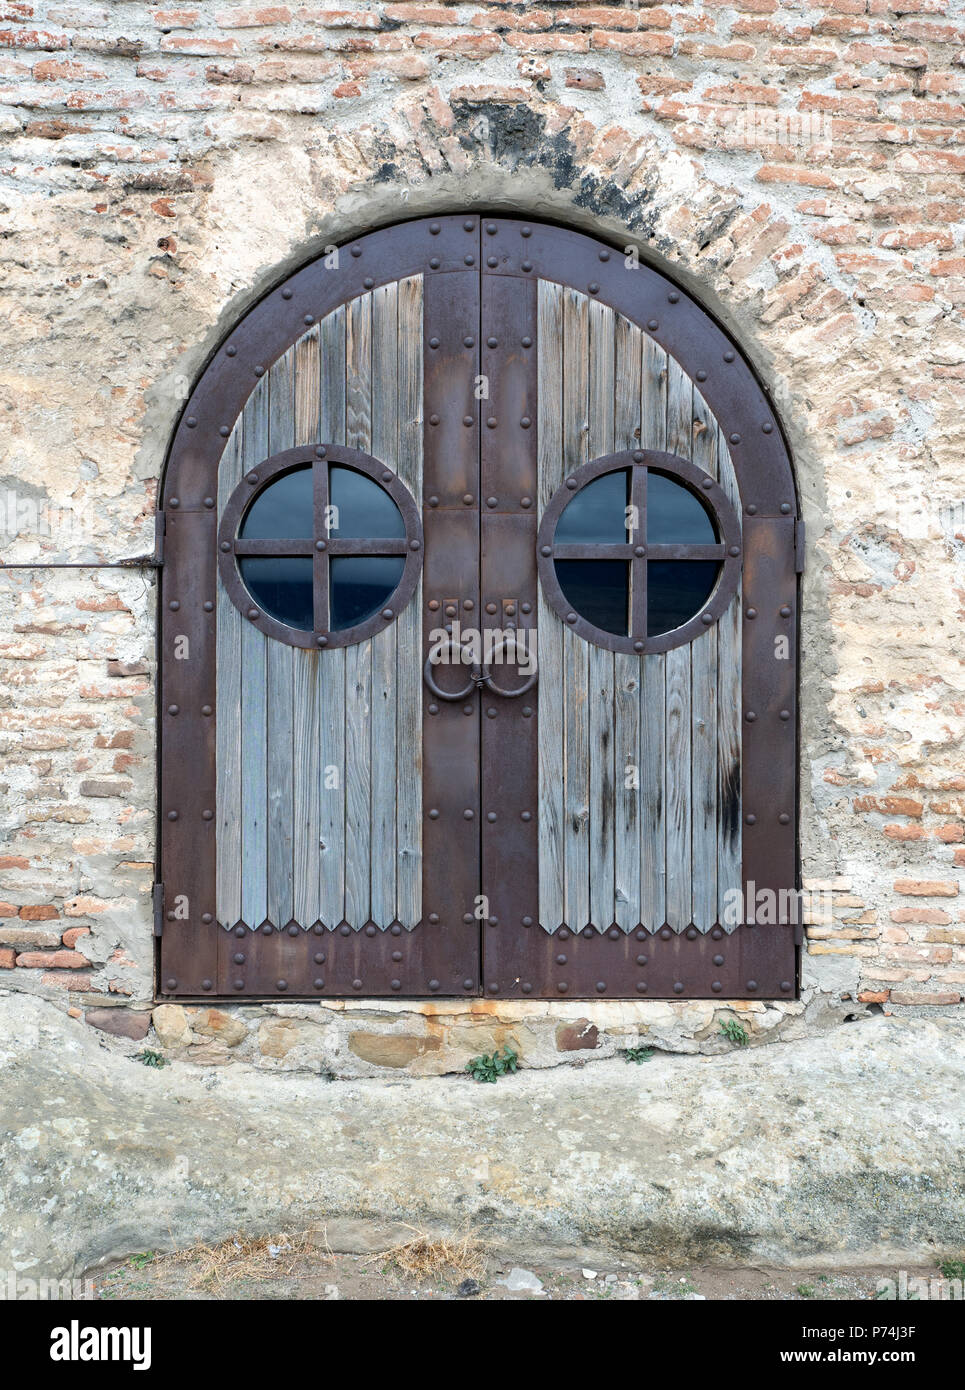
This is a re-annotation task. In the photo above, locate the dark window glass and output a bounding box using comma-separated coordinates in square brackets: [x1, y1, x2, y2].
[555, 469, 629, 544]
[330, 556, 405, 631]
[240, 465, 312, 540]
[647, 472, 716, 544]
[239, 556, 314, 631]
[647, 561, 719, 637]
[329, 465, 405, 539]
[555, 559, 628, 636]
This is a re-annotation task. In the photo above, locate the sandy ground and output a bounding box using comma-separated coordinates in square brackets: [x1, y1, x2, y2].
[89, 1241, 941, 1302]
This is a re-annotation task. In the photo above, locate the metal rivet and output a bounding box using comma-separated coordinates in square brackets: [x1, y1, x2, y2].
[660, 927, 672, 940]
[226, 346, 237, 357]
[746, 607, 757, 619]
[168, 599, 180, 611]
[428, 703, 439, 715]
[521, 336, 532, 348]
[263, 924, 274, 935]
[540, 545, 552, 556]
[487, 811, 497, 821]
[168, 703, 179, 715]
[352, 979, 362, 990]
[462, 913, 474, 925]
[390, 923, 402, 936]
[316, 636, 327, 647]
[382, 608, 393, 620]
[747, 979, 758, 991]
[588, 282, 599, 295]
[167, 810, 178, 821]
[696, 370, 707, 382]
[566, 613, 577, 624]
[429, 979, 441, 993]
[780, 709, 791, 721]
[559, 929, 570, 941]
[724, 350, 735, 362]
[463, 416, 474, 427]
[669, 291, 680, 303]
[521, 226, 532, 237]
[711, 927, 723, 940]
[429, 413, 439, 426]
[647, 319, 658, 331]
[521, 601, 532, 614]
[521, 260, 532, 272]
[429, 257, 440, 270]
[746, 813, 756, 825]
[702, 477, 713, 490]
[186, 416, 197, 429]
[170, 497, 180, 508]
[780, 604, 792, 617]
[429, 337, 440, 350]
[247, 608, 259, 621]
[522, 706, 532, 717]
[202, 705, 212, 716]
[780, 502, 792, 514]
[204, 601, 215, 612]
[779, 812, 790, 824]
[276, 979, 288, 991]
[463, 705, 473, 715]
[201, 978, 213, 991]
[634, 545, 646, 557]
[730, 433, 741, 445]
[520, 417, 531, 429]
[633, 640, 644, 651]
[763, 422, 774, 434]
[673, 981, 684, 993]
[729, 545, 741, 557]
[315, 539, 327, 551]
[747, 503, 758, 515]
[464, 255, 475, 267]
[282, 287, 293, 299]
[566, 477, 577, 489]
[486, 418, 497, 430]
[486, 708, 497, 720]
[745, 710, 757, 722]
[202, 809, 213, 821]
[463, 493, 473, 505]
[429, 808, 440, 820]
[521, 811, 532, 822]
[701, 613, 713, 625]
[595, 981, 606, 993]
[464, 335, 475, 348]
[485, 222, 497, 235]
[520, 496, 532, 508]
[303, 314, 315, 326]
[363, 277, 374, 290]
[430, 222, 440, 235]
[463, 809, 474, 820]
[487, 256, 498, 267]
[254, 365, 264, 376]
[781, 980, 792, 992]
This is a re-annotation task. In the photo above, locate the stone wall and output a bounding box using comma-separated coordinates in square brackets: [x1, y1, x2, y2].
[1, 1, 963, 1072]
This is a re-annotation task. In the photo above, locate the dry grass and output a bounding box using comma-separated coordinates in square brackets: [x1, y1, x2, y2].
[373, 1225, 486, 1281]
[166, 1229, 319, 1290]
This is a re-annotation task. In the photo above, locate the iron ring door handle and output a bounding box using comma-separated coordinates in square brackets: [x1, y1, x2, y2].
[480, 636, 538, 698]
[423, 638, 482, 701]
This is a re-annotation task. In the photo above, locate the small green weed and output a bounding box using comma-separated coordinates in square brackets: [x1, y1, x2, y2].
[939, 1258, 965, 1281]
[622, 1046, 654, 1064]
[797, 1283, 815, 1298]
[134, 1049, 168, 1068]
[465, 1046, 518, 1084]
[719, 1018, 749, 1047]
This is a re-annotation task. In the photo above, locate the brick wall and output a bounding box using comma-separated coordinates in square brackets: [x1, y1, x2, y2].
[1, 1, 963, 1026]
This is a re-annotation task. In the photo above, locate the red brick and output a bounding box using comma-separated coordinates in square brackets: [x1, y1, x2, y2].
[41, 970, 93, 991]
[857, 990, 890, 1003]
[890, 990, 962, 1005]
[62, 925, 91, 948]
[16, 948, 90, 968]
[590, 30, 674, 55]
[0, 948, 15, 970]
[215, 5, 293, 24]
[891, 907, 953, 924]
[894, 879, 960, 896]
[19, 903, 58, 920]
[565, 67, 605, 90]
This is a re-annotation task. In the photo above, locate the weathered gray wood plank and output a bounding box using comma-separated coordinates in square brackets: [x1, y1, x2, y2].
[369, 283, 400, 927]
[238, 376, 270, 928]
[586, 300, 615, 928]
[318, 305, 347, 927]
[638, 335, 668, 930]
[664, 643, 692, 929]
[343, 293, 372, 927]
[716, 425, 742, 929]
[613, 312, 643, 930]
[537, 279, 565, 930]
[690, 385, 718, 930]
[344, 638, 372, 926]
[395, 275, 423, 927]
[216, 423, 244, 928]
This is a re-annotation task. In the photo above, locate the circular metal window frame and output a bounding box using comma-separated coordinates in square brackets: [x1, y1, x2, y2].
[536, 449, 742, 656]
[218, 444, 423, 650]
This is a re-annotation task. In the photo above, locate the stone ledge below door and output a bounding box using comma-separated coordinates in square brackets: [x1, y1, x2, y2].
[2, 990, 963, 1278]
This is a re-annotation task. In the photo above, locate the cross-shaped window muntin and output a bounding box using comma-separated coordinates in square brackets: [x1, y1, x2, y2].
[218, 444, 424, 651]
[536, 449, 743, 657]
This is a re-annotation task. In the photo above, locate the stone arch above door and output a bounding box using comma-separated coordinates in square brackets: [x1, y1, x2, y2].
[158, 214, 800, 1002]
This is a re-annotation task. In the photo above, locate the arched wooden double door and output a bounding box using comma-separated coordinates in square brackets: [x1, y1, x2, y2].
[158, 216, 801, 1001]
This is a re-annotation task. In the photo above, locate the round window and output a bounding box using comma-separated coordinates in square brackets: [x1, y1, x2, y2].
[218, 445, 423, 649]
[536, 449, 741, 654]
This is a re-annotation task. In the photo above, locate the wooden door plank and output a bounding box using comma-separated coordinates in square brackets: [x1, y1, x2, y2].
[665, 643, 692, 929]
[238, 375, 270, 928]
[264, 347, 296, 928]
[216, 423, 244, 929]
[613, 312, 643, 930]
[690, 382, 719, 931]
[639, 335, 668, 930]
[716, 424, 743, 928]
[395, 275, 423, 928]
[370, 283, 400, 928]
[292, 325, 322, 928]
[318, 305, 347, 928]
[587, 299, 615, 929]
[537, 280, 565, 931]
[343, 292, 373, 928]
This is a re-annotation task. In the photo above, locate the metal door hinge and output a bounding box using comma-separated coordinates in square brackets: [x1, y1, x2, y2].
[153, 882, 164, 937]
[794, 518, 806, 574]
